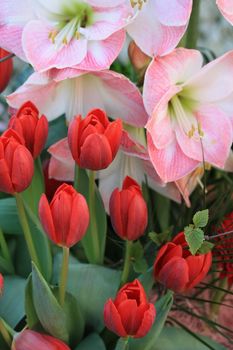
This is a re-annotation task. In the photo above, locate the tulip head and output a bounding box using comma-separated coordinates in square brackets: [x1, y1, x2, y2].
[9, 101, 48, 159]
[0, 274, 4, 296]
[104, 279, 156, 338]
[68, 109, 122, 170]
[0, 48, 13, 93]
[0, 129, 34, 194]
[39, 183, 89, 247]
[12, 330, 70, 350]
[154, 232, 212, 293]
[109, 176, 148, 240]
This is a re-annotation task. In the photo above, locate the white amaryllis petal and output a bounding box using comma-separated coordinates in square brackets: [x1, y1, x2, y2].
[216, 0, 233, 25]
[7, 69, 148, 126]
[154, 0, 192, 26]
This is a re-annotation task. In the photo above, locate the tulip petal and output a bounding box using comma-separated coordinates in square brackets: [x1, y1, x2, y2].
[126, 194, 148, 240]
[0, 158, 14, 193]
[154, 242, 179, 276]
[11, 145, 34, 193]
[39, 194, 56, 243]
[117, 299, 142, 335]
[103, 299, 127, 337]
[33, 115, 49, 158]
[186, 252, 212, 290]
[135, 303, 156, 338]
[104, 119, 122, 159]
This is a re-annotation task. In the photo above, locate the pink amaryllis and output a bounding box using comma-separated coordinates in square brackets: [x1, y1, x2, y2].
[143, 48, 233, 183]
[7, 69, 148, 125]
[216, 0, 233, 25]
[0, 0, 128, 71]
[126, 0, 192, 57]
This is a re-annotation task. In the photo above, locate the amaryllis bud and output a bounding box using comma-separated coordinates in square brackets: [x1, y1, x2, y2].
[154, 232, 212, 293]
[9, 101, 48, 159]
[0, 129, 34, 194]
[12, 330, 70, 350]
[128, 41, 150, 71]
[39, 183, 89, 247]
[0, 274, 4, 296]
[68, 109, 122, 170]
[104, 279, 156, 338]
[109, 176, 148, 240]
[0, 48, 13, 93]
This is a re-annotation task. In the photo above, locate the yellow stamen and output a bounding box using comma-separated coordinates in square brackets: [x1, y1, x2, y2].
[130, 0, 146, 10]
[197, 122, 204, 137]
[49, 30, 58, 44]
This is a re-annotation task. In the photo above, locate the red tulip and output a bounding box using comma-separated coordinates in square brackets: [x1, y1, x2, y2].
[104, 279, 156, 338]
[0, 129, 34, 194]
[68, 109, 122, 170]
[0, 48, 13, 93]
[109, 176, 148, 240]
[9, 101, 48, 159]
[39, 184, 89, 247]
[12, 330, 70, 350]
[154, 232, 212, 293]
[0, 274, 4, 296]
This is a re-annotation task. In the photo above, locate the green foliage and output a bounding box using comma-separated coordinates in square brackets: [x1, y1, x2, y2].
[131, 241, 148, 274]
[75, 333, 106, 350]
[149, 229, 172, 246]
[193, 210, 209, 228]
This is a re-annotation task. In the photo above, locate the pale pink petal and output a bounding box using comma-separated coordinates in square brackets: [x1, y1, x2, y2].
[75, 30, 125, 71]
[22, 20, 88, 71]
[120, 130, 148, 160]
[126, 1, 188, 57]
[143, 49, 203, 115]
[175, 105, 233, 169]
[183, 51, 233, 102]
[154, 0, 192, 26]
[216, 0, 233, 25]
[147, 132, 199, 182]
[87, 0, 126, 6]
[48, 138, 74, 181]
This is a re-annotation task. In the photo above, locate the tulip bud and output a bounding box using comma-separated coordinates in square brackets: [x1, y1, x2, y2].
[0, 129, 34, 194]
[9, 101, 48, 159]
[0, 48, 13, 93]
[128, 41, 150, 71]
[0, 274, 4, 296]
[109, 176, 148, 240]
[153, 232, 212, 293]
[68, 109, 122, 170]
[39, 183, 89, 247]
[104, 279, 156, 338]
[12, 330, 70, 350]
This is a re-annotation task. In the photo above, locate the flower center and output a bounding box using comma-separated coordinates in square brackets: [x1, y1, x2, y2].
[130, 0, 147, 10]
[49, 2, 94, 49]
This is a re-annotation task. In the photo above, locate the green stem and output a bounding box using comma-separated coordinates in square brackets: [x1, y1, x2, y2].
[120, 240, 133, 287]
[210, 277, 228, 318]
[35, 156, 45, 190]
[0, 228, 14, 274]
[89, 170, 101, 264]
[184, 0, 200, 49]
[59, 246, 70, 306]
[14, 193, 40, 269]
[74, 164, 80, 190]
[115, 337, 129, 350]
[0, 319, 13, 347]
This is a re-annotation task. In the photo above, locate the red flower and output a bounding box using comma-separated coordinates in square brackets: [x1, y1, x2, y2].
[154, 232, 212, 293]
[68, 109, 122, 170]
[9, 101, 48, 159]
[104, 279, 156, 338]
[0, 129, 34, 194]
[39, 184, 89, 247]
[0, 48, 13, 93]
[12, 330, 70, 350]
[0, 274, 4, 296]
[109, 176, 148, 240]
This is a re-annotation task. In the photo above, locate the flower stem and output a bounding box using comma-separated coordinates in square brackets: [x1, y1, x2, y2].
[14, 193, 40, 269]
[59, 246, 70, 306]
[115, 337, 129, 350]
[184, 0, 200, 49]
[120, 240, 133, 287]
[89, 170, 102, 264]
[74, 163, 80, 190]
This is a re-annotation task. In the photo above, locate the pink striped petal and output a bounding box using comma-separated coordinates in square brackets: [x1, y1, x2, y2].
[154, 0, 192, 26]
[216, 0, 233, 25]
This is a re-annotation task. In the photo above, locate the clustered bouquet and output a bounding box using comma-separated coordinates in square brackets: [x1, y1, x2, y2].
[0, 1, 233, 349]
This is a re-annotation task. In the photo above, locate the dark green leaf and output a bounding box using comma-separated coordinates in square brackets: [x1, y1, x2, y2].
[25, 275, 40, 329]
[75, 333, 106, 350]
[184, 226, 204, 255]
[153, 193, 170, 231]
[193, 210, 209, 228]
[45, 116, 67, 149]
[0, 198, 21, 235]
[198, 241, 214, 254]
[149, 229, 172, 246]
[133, 258, 148, 274]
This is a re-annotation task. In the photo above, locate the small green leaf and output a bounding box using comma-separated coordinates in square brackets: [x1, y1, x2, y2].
[75, 333, 106, 350]
[193, 209, 209, 228]
[198, 241, 214, 254]
[133, 258, 148, 274]
[131, 241, 144, 260]
[184, 226, 205, 255]
[149, 229, 172, 246]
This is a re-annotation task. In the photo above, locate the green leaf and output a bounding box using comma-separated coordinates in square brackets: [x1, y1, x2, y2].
[53, 256, 121, 332]
[138, 267, 154, 295]
[0, 276, 26, 327]
[149, 229, 172, 246]
[154, 327, 226, 350]
[32, 263, 69, 342]
[131, 241, 148, 273]
[25, 275, 40, 329]
[153, 193, 170, 231]
[198, 241, 214, 254]
[193, 209, 209, 228]
[129, 291, 173, 350]
[184, 226, 204, 255]
[45, 116, 67, 149]
[75, 333, 106, 350]
[133, 258, 148, 274]
[0, 198, 22, 235]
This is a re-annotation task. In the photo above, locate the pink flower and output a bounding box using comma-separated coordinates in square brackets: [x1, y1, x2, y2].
[7, 69, 148, 125]
[126, 0, 192, 57]
[216, 0, 233, 25]
[143, 48, 233, 182]
[0, 0, 128, 71]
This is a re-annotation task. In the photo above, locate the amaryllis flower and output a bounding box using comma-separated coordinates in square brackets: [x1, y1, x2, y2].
[7, 69, 148, 125]
[143, 48, 233, 182]
[126, 0, 192, 57]
[216, 0, 233, 25]
[0, 0, 128, 72]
